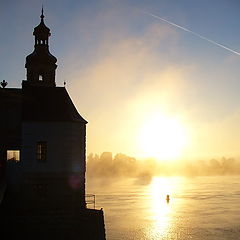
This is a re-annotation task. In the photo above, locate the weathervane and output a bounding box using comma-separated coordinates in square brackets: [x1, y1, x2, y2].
[0, 80, 8, 88]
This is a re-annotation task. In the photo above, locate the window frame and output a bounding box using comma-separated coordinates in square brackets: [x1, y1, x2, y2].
[7, 150, 21, 162]
[36, 141, 47, 162]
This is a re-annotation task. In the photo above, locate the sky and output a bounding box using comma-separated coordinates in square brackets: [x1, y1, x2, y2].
[1, 0, 240, 161]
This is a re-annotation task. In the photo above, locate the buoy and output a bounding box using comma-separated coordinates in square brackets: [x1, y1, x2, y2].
[166, 194, 170, 202]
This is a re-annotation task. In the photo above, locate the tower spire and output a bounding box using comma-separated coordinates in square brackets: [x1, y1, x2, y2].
[41, 5, 44, 21]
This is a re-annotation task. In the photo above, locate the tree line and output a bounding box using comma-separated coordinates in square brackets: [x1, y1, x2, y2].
[87, 152, 240, 178]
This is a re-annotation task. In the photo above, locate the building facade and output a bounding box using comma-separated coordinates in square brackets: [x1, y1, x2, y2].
[0, 10, 105, 239]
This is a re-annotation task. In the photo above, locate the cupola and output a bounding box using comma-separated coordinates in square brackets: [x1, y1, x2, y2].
[24, 8, 57, 87]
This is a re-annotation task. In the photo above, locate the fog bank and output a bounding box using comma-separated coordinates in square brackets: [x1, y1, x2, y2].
[87, 152, 240, 179]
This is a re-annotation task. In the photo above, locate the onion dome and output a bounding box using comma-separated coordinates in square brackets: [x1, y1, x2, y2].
[33, 8, 51, 40]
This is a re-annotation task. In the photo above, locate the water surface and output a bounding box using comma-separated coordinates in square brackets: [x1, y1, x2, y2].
[87, 176, 240, 240]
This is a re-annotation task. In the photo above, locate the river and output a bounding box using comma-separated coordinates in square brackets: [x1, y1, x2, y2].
[86, 176, 240, 240]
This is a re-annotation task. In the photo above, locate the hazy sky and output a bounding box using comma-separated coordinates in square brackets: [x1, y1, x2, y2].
[1, 0, 240, 160]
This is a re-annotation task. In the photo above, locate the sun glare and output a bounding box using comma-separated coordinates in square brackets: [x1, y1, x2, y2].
[138, 112, 189, 161]
[147, 177, 183, 238]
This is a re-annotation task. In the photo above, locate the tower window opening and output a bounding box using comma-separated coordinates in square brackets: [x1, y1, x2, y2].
[37, 142, 47, 161]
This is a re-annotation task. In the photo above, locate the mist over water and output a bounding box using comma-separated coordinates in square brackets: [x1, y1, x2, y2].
[87, 152, 240, 181]
[86, 153, 240, 239]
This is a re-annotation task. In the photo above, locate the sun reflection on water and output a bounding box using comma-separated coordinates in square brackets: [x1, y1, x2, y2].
[147, 177, 182, 238]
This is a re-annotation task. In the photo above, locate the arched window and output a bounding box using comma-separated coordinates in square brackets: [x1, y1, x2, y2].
[39, 75, 43, 81]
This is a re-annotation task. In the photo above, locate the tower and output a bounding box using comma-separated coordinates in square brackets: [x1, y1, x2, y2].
[24, 8, 57, 87]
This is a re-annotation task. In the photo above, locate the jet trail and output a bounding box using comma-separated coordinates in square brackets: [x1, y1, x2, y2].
[143, 11, 240, 56]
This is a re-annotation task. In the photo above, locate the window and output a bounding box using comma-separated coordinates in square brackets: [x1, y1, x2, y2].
[37, 142, 47, 161]
[7, 150, 20, 162]
[39, 75, 43, 81]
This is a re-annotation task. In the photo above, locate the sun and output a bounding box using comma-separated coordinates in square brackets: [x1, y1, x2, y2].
[137, 112, 189, 161]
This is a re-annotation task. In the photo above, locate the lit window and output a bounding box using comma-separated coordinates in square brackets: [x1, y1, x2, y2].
[37, 142, 47, 161]
[39, 75, 43, 81]
[7, 150, 20, 162]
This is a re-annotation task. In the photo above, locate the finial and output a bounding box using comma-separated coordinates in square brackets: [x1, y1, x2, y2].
[0, 80, 8, 88]
[40, 5, 44, 20]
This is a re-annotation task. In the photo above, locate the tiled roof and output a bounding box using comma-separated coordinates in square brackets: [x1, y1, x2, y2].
[0, 86, 87, 123]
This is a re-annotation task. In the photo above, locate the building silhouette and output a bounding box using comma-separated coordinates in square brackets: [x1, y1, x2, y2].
[0, 9, 105, 240]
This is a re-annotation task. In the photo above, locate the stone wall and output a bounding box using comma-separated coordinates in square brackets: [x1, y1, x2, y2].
[5, 121, 87, 211]
[21, 121, 86, 173]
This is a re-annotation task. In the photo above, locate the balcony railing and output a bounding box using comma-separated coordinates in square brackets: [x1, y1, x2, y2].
[86, 194, 96, 209]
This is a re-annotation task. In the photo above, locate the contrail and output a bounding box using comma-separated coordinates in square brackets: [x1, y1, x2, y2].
[143, 11, 240, 56]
